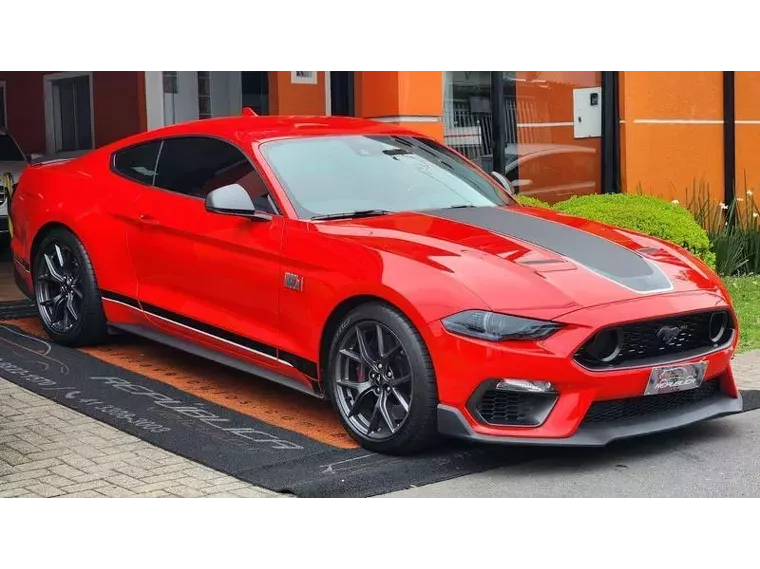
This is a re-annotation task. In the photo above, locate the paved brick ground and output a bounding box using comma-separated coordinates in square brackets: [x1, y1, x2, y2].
[731, 350, 760, 391]
[2, 350, 759, 498]
[0, 378, 280, 498]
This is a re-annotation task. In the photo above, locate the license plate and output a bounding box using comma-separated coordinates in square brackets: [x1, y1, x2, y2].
[645, 362, 707, 396]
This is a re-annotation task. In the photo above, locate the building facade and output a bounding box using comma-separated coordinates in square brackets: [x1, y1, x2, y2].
[1, 71, 756, 207]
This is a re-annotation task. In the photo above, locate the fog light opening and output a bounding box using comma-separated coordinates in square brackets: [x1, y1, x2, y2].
[708, 311, 729, 344]
[495, 379, 556, 393]
[584, 327, 623, 363]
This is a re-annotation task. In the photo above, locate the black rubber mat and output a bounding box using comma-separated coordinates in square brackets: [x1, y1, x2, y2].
[0, 299, 37, 320]
[0, 323, 758, 497]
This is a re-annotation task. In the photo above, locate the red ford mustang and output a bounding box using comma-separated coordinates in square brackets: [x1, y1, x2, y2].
[9, 114, 743, 454]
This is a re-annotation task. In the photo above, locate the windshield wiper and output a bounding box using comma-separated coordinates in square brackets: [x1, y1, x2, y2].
[311, 209, 394, 221]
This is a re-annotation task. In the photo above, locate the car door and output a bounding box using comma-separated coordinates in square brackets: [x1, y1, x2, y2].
[100, 139, 164, 321]
[126, 135, 290, 375]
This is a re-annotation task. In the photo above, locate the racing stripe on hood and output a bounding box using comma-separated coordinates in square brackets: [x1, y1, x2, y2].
[426, 206, 672, 293]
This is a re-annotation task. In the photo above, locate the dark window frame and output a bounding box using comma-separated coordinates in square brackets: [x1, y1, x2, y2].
[110, 134, 283, 216]
[110, 139, 162, 187]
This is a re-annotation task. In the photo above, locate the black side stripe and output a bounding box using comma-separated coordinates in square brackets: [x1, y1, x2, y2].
[101, 290, 141, 309]
[426, 207, 673, 294]
[140, 301, 278, 358]
[100, 290, 319, 379]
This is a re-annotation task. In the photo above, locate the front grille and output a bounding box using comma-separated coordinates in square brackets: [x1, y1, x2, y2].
[575, 310, 733, 369]
[581, 379, 722, 424]
[475, 389, 557, 427]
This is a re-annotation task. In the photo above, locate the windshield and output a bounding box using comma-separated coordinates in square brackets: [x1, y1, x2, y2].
[0, 134, 25, 162]
[259, 135, 514, 219]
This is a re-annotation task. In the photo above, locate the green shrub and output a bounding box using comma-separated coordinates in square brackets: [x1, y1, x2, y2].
[515, 195, 551, 208]
[553, 194, 716, 269]
[685, 177, 760, 276]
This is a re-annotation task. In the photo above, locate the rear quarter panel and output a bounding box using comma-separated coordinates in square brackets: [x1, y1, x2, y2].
[12, 153, 140, 303]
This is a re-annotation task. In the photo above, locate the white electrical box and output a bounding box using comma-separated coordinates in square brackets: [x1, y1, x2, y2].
[573, 87, 602, 139]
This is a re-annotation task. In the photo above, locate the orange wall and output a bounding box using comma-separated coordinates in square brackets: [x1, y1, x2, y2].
[357, 71, 444, 140]
[269, 71, 325, 115]
[619, 71, 724, 204]
[735, 72, 760, 196]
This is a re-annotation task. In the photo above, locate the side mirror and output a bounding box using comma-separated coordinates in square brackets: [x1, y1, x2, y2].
[205, 183, 271, 221]
[491, 171, 515, 196]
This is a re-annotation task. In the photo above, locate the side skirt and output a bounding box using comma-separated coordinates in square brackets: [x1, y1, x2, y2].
[112, 323, 326, 400]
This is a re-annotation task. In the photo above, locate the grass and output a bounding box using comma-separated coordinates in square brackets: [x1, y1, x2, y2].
[724, 275, 760, 353]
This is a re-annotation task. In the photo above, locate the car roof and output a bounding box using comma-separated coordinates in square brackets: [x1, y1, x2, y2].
[107, 115, 424, 152]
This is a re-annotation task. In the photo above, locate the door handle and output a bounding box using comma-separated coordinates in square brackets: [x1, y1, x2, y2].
[139, 214, 160, 226]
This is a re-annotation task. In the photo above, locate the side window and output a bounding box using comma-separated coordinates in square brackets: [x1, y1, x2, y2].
[112, 141, 162, 185]
[154, 136, 277, 213]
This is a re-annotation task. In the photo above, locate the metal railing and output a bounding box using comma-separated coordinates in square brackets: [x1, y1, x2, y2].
[443, 98, 548, 160]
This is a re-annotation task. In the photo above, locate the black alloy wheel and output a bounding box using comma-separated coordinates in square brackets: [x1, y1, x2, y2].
[33, 228, 108, 346]
[327, 302, 439, 455]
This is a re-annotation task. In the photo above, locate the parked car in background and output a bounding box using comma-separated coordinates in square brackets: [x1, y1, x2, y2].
[0, 130, 35, 248]
[478, 143, 598, 204]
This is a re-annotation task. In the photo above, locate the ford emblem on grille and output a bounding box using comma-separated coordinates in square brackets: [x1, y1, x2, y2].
[656, 325, 684, 346]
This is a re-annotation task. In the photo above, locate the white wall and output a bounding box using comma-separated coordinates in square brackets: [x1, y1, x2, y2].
[144, 71, 244, 128]
[144, 71, 164, 130]
[210, 72, 242, 117]
[172, 72, 199, 124]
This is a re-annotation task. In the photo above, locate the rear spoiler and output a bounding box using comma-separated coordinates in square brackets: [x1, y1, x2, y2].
[29, 149, 89, 167]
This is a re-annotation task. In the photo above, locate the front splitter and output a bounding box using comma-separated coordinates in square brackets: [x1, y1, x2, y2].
[437, 392, 744, 447]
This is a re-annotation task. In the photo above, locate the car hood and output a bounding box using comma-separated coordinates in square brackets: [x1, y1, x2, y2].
[0, 160, 28, 183]
[313, 205, 722, 320]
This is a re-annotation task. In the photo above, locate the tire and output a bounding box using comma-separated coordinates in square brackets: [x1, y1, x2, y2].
[32, 227, 108, 347]
[326, 302, 439, 455]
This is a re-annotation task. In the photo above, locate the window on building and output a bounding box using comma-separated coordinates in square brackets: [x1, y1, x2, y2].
[288, 63, 317, 85]
[197, 71, 211, 119]
[443, 71, 602, 205]
[112, 140, 162, 185]
[242, 72, 269, 115]
[48, 74, 93, 153]
[153, 136, 277, 212]
[163, 71, 178, 126]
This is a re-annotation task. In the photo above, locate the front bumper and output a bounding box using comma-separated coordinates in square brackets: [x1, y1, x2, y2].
[438, 385, 743, 446]
[430, 291, 743, 445]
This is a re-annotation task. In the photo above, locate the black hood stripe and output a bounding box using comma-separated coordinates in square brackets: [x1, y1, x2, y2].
[426, 207, 672, 294]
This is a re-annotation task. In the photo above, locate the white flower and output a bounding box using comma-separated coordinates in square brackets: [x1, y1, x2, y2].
[747, 189, 754, 196]
[720, 202, 729, 210]
[737, 197, 744, 202]
[754, 212, 759, 218]
[671, 199, 680, 204]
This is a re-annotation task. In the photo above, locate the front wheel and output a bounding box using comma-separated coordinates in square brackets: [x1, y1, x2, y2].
[326, 302, 439, 455]
[33, 228, 108, 346]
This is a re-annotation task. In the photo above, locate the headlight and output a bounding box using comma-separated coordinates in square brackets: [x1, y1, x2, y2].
[442, 310, 562, 341]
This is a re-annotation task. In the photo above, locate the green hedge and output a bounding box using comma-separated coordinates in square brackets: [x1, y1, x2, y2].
[515, 195, 552, 209]
[517, 193, 716, 269]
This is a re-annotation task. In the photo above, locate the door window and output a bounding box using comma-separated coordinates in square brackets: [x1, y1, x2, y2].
[112, 140, 162, 185]
[153, 136, 278, 213]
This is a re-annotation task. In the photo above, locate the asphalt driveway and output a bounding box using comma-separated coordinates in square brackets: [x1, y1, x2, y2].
[384, 409, 760, 497]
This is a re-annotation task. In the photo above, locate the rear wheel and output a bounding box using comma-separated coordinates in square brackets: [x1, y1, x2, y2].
[33, 228, 108, 346]
[326, 302, 439, 455]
